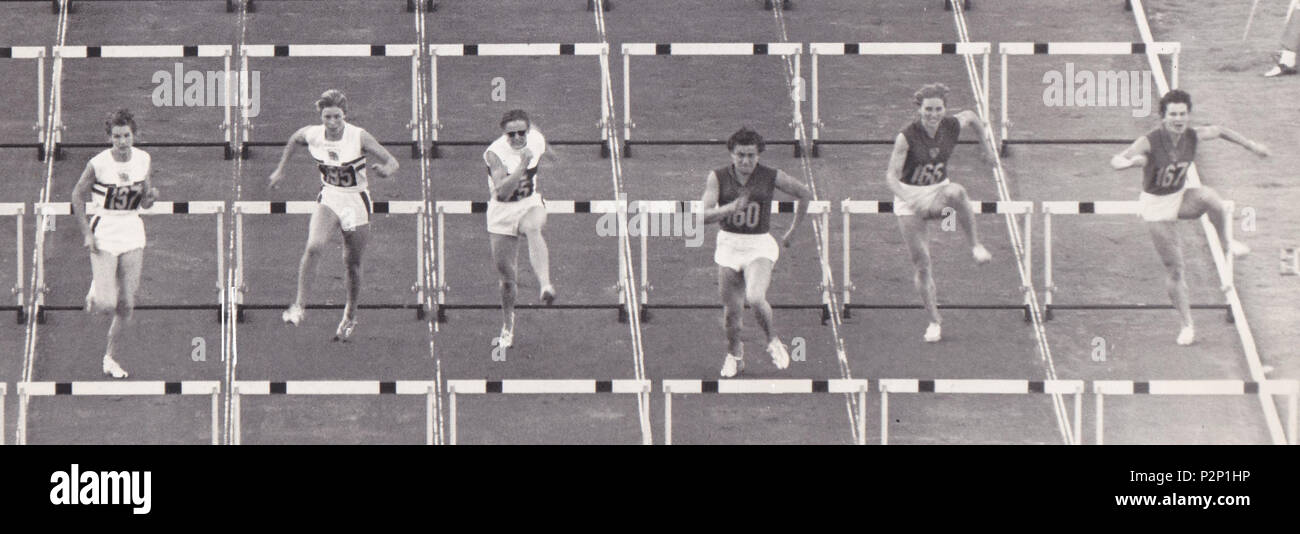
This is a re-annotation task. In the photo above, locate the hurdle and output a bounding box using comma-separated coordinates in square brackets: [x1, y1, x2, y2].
[1, 382, 6, 445]
[427, 43, 610, 158]
[231, 199, 426, 321]
[1, 203, 25, 323]
[877, 379, 1085, 445]
[238, 44, 421, 159]
[807, 42, 991, 157]
[1040, 200, 1233, 321]
[839, 200, 1034, 321]
[661, 379, 868, 445]
[446, 379, 652, 445]
[433, 199, 632, 322]
[48, 45, 235, 159]
[238, 1, 438, 12]
[1093, 379, 1300, 445]
[30, 201, 227, 322]
[16, 380, 221, 445]
[997, 41, 1180, 156]
[230, 380, 438, 444]
[620, 42, 804, 157]
[633, 200, 836, 324]
[0, 46, 47, 159]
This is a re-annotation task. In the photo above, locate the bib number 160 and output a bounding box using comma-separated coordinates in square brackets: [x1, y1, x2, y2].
[730, 202, 762, 229]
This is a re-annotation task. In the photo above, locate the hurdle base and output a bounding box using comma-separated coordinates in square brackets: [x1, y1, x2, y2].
[600, 142, 610, 159]
[763, 0, 793, 11]
[1124, 0, 1133, 11]
[226, 0, 236, 13]
[223, 143, 234, 160]
[239, 144, 251, 160]
[587, 0, 613, 11]
[810, 142, 820, 158]
[429, 142, 442, 160]
[408, 0, 438, 12]
[943, 0, 973, 10]
[410, 140, 421, 159]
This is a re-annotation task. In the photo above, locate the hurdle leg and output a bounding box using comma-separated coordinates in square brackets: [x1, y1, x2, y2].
[1, 384, 6, 446]
[416, 207, 426, 319]
[1043, 210, 1054, 320]
[981, 50, 990, 114]
[999, 50, 1009, 156]
[1073, 390, 1082, 445]
[429, 54, 440, 159]
[409, 54, 419, 159]
[235, 208, 245, 322]
[426, 386, 435, 446]
[437, 208, 446, 317]
[857, 388, 867, 445]
[232, 387, 242, 445]
[841, 208, 851, 318]
[17, 385, 27, 445]
[15, 207, 24, 323]
[810, 52, 820, 156]
[1094, 391, 1104, 445]
[216, 210, 224, 323]
[1171, 49, 1180, 89]
[1023, 209, 1033, 323]
[880, 390, 889, 445]
[665, 389, 676, 446]
[448, 390, 457, 445]
[210, 386, 220, 445]
[599, 48, 611, 159]
[36, 53, 45, 160]
[1288, 392, 1297, 445]
[622, 52, 632, 156]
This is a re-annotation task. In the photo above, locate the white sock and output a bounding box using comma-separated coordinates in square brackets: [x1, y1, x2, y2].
[1281, 50, 1297, 67]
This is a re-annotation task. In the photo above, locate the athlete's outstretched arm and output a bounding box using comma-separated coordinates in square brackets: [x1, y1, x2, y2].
[359, 130, 400, 177]
[71, 162, 99, 253]
[954, 110, 997, 164]
[1193, 126, 1271, 158]
[699, 171, 746, 225]
[1110, 136, 1151, 170]
[774, 170, 812, 247]
[269, 127, 310, 189]
[885, 133, 910, 198]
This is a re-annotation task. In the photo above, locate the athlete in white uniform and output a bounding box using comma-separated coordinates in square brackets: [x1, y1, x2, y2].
[72, 109, 159, 378]
[483, 109, 559, 350]
[269, 90, 399, 341]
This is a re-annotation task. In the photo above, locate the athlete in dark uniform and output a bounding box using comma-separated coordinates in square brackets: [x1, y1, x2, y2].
[885, 83, 997, 343]
[1110, 89, 1269, 345]
[700, 127, 812, 377]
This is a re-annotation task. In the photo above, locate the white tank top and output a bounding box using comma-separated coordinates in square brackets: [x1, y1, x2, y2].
[483, 128, 546, 201]
[305, 122, 368, 192]
[89, 147, 151, 216]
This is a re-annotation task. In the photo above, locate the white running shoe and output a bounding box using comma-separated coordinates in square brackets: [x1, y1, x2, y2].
[491, 325, 514, 349]
[720, 354, 745, 377]
[282, 304, 304, 326]
[102, 355, 128, 379]
[972, 244, 992, 264]
[924, 322, 942, 343]
[1229, 240, 1251, 258]
[540, 285, 556, 305]
[333, 315, 358, 342]
[767, 338, 791, 370]
[1176, 325, 1195, 346]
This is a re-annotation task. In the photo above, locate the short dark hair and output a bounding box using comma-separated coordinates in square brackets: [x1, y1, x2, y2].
[500, 109, 530, 129]
[315, 89, 348, 114]
[105, 108, 137, 135]
[1159, 89, 1192, 116]
[726, 127, 765, 153]
[913, 83, 950, 107]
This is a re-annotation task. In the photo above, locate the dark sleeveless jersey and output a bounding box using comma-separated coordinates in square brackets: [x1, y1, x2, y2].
[716, 163, 776, 235]
[1142, 127, 1197, 196]
[900, 116, 961, 186]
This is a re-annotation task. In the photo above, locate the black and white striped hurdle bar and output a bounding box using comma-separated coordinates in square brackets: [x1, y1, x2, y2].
[877, 379, 1085, 445]
[661, 379, 869, 445]
[1092, 379, 1299, 445]
[1, 203, 26, 323]
[48, 45, 237, 159]
[0, 46, 50, 158]
[997, 42, 1180, 155]
[238, 44, 423, 158]
[230, 380, 440, 445]
[426, 43, 611, 158]
[807, 42, 991, 156]
[30, 202, 227, 320]
[433, 200, 634, 322]
[240, 1, 439, 13]
[16, 380, 221, 445]
[445, 379, 652, 445]
[1038, 200, 1234, 320]
[632, 200, 836, 324]
[839, 200, 1034, 320]
[619, 43, 804, 156]
[230, 200, 427, 320]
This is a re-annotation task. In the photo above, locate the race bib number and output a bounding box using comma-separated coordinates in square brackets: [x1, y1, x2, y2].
[728, 202, 762, 229]
[1155, 162, 1190, 189]
[102, 182, 146, 210]
[319, 164, 359, 187]
[910, 162, 946, 186]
